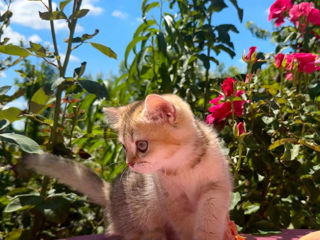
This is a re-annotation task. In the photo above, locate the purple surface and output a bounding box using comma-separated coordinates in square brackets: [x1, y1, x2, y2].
[57, 230, 317, 240]
[242, 229, 314, 240]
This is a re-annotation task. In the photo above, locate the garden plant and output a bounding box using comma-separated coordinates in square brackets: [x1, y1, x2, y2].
[0, 0, 319, 239]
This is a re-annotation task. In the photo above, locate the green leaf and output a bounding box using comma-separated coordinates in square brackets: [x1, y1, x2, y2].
[0, 119, 10, 131]
[244, 202, 260, 215]
[229, 0, 243, 22]
[81, 29, 99, 41]
[0, 44, 31, 57]
[29, 87, 51, 114]
[59, 0, 72, 11]
[36, 196, 71, 224]
[52, 77, 65, 89]
[198, 54, 210, 69]
[39, 11, 67, 20]
[124, 36, 149, 67]
[0, 133, 43, 153]
[156, 32, 167, 55]
[78, 80, 109, 100]
[89, 42, 117, 60]
[262, 116, 274, 125]
[142, 1, 159, 17]
[74, 61, 87, 79]
[0, 107, 21, 122]
[29, 41, 46, 57]
[230, 192, 241, 210]
[210, 0, 228, 12]
[290, 144, 300, 160]
[70, 9, 90, 19]
[4, 194, 43, 213]
[4, 229, 23, 240]
[0, 85, 11, 95]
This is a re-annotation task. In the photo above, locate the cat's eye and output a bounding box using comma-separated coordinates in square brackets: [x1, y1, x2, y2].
[136, 140, 148, 153]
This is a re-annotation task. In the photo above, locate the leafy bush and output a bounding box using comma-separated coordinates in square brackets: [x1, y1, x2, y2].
[0, 0, 319, 239]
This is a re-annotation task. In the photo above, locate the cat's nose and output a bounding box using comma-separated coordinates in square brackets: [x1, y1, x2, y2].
[126, 159, 136, 168]
[128, 162, 135, 168]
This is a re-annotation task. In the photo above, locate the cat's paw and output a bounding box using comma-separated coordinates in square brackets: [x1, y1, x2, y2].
[140, 231, 166, 240]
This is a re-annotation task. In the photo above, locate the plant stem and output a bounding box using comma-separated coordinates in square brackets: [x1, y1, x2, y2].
[48, 0, 62, 71]
[203, 13, 212, 117]
[234, 139, 243, 182]
[50, 0, 82, 149]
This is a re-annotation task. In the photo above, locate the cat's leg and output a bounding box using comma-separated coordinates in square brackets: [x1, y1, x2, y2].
[193, 183, 230, 240]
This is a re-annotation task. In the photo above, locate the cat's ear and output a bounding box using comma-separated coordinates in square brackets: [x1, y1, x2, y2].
[144, 94, 176, 124]
[103, 107, 123, 129]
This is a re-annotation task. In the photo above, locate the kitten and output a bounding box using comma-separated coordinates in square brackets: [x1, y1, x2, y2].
[22, 94, 232, 240]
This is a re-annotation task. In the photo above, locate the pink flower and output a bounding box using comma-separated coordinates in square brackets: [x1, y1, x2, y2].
[237, 122, 245, 136]
[293, 53, 319, 73]
[245, 46, 257, 62]
[207, 91, 245, 124]
[268, 0, 293, 27]
[275, 53, 285, 68]
[289, 2, 314, 27]
[221, 77, 236, 97]
[307, 8, 320, 25]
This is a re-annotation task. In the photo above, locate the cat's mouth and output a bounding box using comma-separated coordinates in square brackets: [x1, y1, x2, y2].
[128, 161, 155, 173]
[127, 161, 149, 168]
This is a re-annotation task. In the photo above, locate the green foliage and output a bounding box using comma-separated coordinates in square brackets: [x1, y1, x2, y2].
[0, 0, 319, 238]
[122, 0, 243, 116]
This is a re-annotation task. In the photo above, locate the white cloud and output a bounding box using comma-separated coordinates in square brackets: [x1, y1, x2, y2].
[0, 0, 101, 32]
[28, 34, 42, 43]
[8, 0, 67, 31]
[0, 71, 6, 78]
[2, 27, 26, 45]
[82, 0, 103, 16]
[60, 53, 80, 63]
[2, 28, 44, 46]
[112, 10, 128, 20]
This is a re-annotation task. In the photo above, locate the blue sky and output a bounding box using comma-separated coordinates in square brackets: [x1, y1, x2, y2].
[0, 0, 276, 93]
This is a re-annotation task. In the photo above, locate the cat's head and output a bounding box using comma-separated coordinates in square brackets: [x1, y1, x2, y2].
[104, 94, 195, 174]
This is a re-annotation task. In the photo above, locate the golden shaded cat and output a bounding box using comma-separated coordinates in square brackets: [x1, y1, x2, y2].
[22, 94, 232, 240]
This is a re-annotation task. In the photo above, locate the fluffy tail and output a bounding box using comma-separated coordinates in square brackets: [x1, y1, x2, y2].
[21, 153, 110, 207]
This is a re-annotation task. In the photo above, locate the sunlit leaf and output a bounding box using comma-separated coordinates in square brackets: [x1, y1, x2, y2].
[39, 11, 67, 20]
[0, 86, 11, 95]
[59, 0, 72, 11]
[4, 229, 22, 240]
[0, 133, 43, 153]
[70, 9, 90, 19]
[29, 87, 51, 114]
[89, 42, 117, 60]
[0, 107, 21, 122]
[0, 44, 31, 57]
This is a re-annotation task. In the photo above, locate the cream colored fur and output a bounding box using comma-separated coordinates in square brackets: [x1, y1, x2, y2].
[23, 94, 232, 240]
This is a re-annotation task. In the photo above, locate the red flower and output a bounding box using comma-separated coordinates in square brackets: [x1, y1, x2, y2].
[221, 77, 236, 96]
[268, 0, 293, 27]
[307, 8, 320, 25]
[245, 46, 257, 62]
[207, 91, 245, 124]
[290, 53, 319, 73]
[275, 53, 285, 68]
[237, 122, 245, 136]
